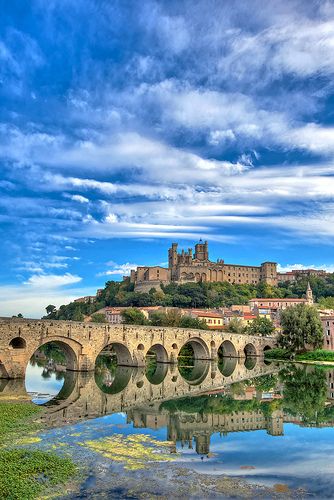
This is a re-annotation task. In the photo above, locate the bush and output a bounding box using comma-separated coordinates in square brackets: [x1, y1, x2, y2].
[296, 350, 334, 362]
[264, 347, 293, 360]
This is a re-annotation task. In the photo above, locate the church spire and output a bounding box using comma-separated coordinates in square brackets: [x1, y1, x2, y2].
[306, 281, 313, 304]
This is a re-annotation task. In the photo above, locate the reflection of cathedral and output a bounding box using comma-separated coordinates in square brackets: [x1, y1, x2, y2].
[128, 407, 284, 455]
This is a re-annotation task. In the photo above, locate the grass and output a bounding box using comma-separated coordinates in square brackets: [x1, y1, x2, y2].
[263, 348, 292, 360]
[0, 402, 42, 445]
[264, 348, 334, 363]
[0, 402, 77, 499]
[296, 350, 334, 362]
[0, 449, 76, 500]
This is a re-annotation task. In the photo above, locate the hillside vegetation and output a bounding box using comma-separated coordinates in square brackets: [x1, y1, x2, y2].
[44, 274, 334, 321]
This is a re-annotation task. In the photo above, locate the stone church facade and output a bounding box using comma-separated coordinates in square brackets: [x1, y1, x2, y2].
[129, 241, 277, 292]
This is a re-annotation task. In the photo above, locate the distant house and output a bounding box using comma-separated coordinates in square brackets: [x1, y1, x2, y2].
[321, 316, 334, 351]
[105, 307, 124, 324]
[74, 296, 96, 304]
[190, 310, 224, 329]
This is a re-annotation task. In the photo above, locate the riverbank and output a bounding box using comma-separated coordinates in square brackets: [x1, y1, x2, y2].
[265, 348, 334, 366]
[0, 401, 77, 499]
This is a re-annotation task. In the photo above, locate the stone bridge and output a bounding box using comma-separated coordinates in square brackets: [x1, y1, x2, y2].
[0, 318, 276, 379]
[0, 358, 279, 429]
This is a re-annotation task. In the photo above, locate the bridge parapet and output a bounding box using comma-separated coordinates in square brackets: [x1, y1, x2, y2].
[0, 318, 277, 379]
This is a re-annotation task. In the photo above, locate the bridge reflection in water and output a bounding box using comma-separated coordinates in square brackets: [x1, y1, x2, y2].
[0, 356, 281, 456]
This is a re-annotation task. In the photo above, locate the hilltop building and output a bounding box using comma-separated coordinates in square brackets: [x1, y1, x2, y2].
[278, 268, 328, 283]
[129, 240, 277, 292]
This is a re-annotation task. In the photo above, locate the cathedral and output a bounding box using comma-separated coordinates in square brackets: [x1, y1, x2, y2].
[129, 240, 277, 292]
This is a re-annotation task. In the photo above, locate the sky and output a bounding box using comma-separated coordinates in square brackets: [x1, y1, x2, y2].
[1, 0, 334, 317]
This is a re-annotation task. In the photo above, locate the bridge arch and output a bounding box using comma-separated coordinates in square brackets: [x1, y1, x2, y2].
[263, 345, 272, 354]
[244, 343, 257, 357]
[178, 337, 210, 360]
[147, 344, 169, 363]
[218, 356, 237, 377]
[218, 340, 237, 358]
[99, 342, 134, 366]
[9, 337, 26, 349]
[244, 356, 257, 370]
[178, 359, 210, 385]
[30, 339, 80, 371]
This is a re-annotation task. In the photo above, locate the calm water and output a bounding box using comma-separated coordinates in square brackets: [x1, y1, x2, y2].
[2, 349, 334, 498]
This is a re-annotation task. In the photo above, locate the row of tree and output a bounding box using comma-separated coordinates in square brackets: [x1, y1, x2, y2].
[45, 275, 321, 321]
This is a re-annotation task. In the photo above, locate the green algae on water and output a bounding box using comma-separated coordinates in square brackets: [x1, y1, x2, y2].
[79, 433, 177, 470]
[0, 449, 76, 500]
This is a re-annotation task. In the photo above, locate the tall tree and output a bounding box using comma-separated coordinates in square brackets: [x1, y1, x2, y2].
[121, 308, 147, 325]
[279, 304, 323, 352]
[245, 317, 275, 336]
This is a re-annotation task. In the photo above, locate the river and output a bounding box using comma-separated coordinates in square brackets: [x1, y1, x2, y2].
[1, 347, 334, 498]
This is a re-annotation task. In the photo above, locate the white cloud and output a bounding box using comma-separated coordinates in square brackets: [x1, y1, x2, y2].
[24, 273, 82, 288]
[278, 263, 334, 273]
[98, 261, 143, 277]
[68, 194, 89, 203]
[0, 283, 92, 318]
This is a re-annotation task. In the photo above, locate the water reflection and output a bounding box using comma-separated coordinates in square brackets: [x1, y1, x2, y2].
[3, 353, 334, 496]
[95, 355, 134, 394]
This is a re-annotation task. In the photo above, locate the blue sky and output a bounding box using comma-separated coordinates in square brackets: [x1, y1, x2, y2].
[1, 0, 334, 317]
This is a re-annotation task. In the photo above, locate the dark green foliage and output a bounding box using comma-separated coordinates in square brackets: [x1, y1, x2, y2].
[227, 318, 245, 333]
[279, 304, 323, 352]
[245, 317, 275, 336]
[43, 274, 334, 322]
[149, 310, 208, 330]
[160, 393, 280, 416]
[253, 374, 278, 392]
[121, 308, 147, 325]
[90, 313, 107, 323]
[264, 347, 293, 360]
[280, 365, 328, 423]
[43, 277, 293, 321]
[0, 449, 76, 500]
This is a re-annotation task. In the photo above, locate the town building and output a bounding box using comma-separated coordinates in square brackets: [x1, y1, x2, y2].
[190, 310, 224, 329]
[249, 282, 313, 314]
[74, 295, 96, 304]
[129, 240, 277, 291]
[321, 316, 334, 352]
[278, 268, 328, 283]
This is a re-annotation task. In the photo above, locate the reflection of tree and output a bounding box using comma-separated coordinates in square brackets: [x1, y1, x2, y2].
[41, 369, 52, 379]
[160, 393, 281, 416]
[280, 365, 327, 424]
[38, 343, 66, 364]
[253, 374, 278, 393]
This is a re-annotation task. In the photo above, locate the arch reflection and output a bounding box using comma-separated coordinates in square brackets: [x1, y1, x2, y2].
[244, 356, 257, 370]
[178, 359, 210, 385]
[25, 342, 70, 404]
[95, 354, 134, 394]
[218, 357, 237, 377]
[145, 360, 168, 385]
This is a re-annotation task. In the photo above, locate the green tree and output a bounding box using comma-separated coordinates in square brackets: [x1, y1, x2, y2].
[179, 316, 208, 330]
[318, 296, 334, 309]
[227, 318, 246, 334]
[149, 310, 168, 326]
[280, 365, 327, 423]
[46, 304, 56, 316]
[121, 308, 147, 325]
[245, 317, 275, 336]
[90, 313, 107, 323]
[279, 304, 323, 352]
